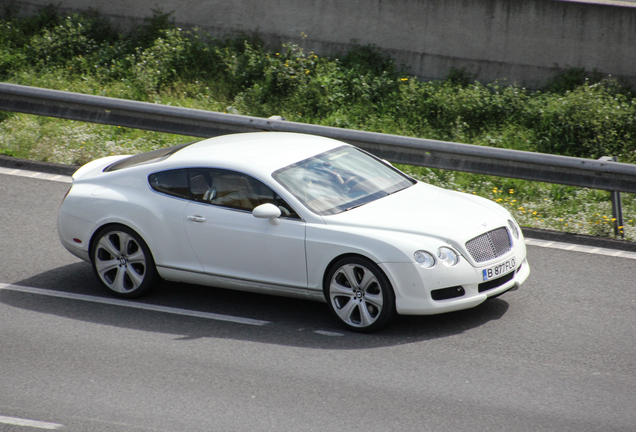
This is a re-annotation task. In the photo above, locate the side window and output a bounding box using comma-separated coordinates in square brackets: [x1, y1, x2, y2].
[188, 168, 300, 219]
[149, 169, 190, 199]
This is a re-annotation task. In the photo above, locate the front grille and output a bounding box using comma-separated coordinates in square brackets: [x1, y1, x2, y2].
[478, 271, 515, 293]
[465, 227, 511, 263]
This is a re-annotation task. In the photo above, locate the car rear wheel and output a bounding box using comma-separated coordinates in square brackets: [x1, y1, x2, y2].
[90, 225, 159, 298]
[325, 256, 396, 332]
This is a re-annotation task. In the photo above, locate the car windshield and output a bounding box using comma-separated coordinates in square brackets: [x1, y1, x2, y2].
[273, 146, 415, 215]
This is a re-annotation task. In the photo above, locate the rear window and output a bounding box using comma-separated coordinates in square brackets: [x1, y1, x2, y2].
[148, 169, 189, 199]
[103, 141, 198, 172]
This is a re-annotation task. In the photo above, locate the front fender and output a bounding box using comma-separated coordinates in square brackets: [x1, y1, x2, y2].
[305, 223, 448, 292]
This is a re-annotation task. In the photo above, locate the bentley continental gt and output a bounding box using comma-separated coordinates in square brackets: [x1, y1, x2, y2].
[58, 132, 530, 332]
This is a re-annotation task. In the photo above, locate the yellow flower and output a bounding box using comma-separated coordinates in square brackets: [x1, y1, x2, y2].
[509, 189, 514, 194]
[400, 78, 408, 82]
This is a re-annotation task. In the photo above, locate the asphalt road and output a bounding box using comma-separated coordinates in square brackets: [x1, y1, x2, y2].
[1, 170, 635, 432]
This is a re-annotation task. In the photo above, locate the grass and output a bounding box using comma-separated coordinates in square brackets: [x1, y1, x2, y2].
[1, 6, 635, 240]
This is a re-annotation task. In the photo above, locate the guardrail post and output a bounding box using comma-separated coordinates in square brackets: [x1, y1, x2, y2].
[599, 156, 625, 238]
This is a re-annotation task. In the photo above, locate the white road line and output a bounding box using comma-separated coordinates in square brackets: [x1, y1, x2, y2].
[0, 415, 64, 430]
[314, 330, 344, 336]
[0, 283, 269, 326]
[525, 238, 636, 260]
[0, 166, 72, 183]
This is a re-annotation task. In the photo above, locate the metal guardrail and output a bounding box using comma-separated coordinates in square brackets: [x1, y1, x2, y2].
[2, 82, 636, 193]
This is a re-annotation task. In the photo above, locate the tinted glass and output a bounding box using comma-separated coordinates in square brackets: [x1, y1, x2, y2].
[273, 146, 414, 215]
[188, 168, 300, 219]
[148, 169, 190, 199]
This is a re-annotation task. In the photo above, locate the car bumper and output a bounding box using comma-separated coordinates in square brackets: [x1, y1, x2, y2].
[57, 210, 95, 263]
[379, 252, 530, 316]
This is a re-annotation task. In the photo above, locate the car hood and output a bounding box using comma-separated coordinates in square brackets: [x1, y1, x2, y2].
[323, 182, 510, 243]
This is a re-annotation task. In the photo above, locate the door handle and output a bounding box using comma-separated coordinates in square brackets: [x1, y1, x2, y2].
[187, 215, 207, 223]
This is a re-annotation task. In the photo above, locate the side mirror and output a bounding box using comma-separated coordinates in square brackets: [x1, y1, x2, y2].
[252, 203, 282, 222]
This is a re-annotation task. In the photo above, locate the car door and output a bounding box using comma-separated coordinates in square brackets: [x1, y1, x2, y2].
[183, 168, 307, 289]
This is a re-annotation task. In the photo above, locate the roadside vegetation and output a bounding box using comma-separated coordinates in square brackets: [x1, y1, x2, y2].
[1, 6, 635, 240]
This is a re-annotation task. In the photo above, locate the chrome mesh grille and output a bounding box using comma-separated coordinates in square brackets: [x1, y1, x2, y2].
[465, 227, 511, 263]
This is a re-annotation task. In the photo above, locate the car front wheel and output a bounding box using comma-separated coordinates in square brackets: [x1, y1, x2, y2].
[324, 257, 396, 332]
[90, 225, 159, 298]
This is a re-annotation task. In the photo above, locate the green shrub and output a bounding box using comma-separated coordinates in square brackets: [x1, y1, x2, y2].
[531, 81, 636, 159]
[544, 67, 603, 94]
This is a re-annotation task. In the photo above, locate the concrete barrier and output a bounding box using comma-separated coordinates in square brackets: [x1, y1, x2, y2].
[8, 0, 636, 87]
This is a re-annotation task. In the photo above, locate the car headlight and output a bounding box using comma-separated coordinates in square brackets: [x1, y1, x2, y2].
[414, 250, 435, 268]
[508, 219, 520, 240]
[437, 247, 459, 267]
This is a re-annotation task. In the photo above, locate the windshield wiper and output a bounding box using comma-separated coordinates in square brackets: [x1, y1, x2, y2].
[343, 202, 368, 212]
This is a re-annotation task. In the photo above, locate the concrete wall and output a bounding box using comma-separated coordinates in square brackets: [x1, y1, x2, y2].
[6, 0, 636, 87]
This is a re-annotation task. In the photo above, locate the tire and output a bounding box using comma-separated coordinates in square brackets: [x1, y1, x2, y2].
[324, 256, 396, 333]
[90, 224, 159, 298]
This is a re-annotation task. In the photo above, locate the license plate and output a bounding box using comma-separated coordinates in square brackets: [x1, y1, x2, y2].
[482, 258, 516, 281]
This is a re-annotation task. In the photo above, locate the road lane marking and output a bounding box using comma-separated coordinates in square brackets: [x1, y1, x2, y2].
[525, 238, 636, 260]
[0, 415, 64, 430]
[0, 166, 72, 183]
[314, 330, 344, 336]
[0, 283, 269, 326]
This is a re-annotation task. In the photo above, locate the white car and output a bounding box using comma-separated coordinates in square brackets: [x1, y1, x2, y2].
[58, 132, 530, 332]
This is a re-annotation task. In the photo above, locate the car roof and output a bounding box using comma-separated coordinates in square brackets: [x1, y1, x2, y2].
[165, 132, 347, 177]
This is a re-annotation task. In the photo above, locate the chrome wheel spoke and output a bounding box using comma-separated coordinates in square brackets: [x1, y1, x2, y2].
[340, 264, 360, 290]
[334, 296, 358, 323]
[358, 301, 376, 327]
[127, 249, 146, 265]
[358, 268, 376, 292]
[363, 292, 383, 310]
[95, 258, 119, 276]
[111, 265, 129, 293]
[96, 236, 121, 259]
[120, 233, 136, 255]
[329, 278, 354, 297]
[125, 266, 144, 289]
